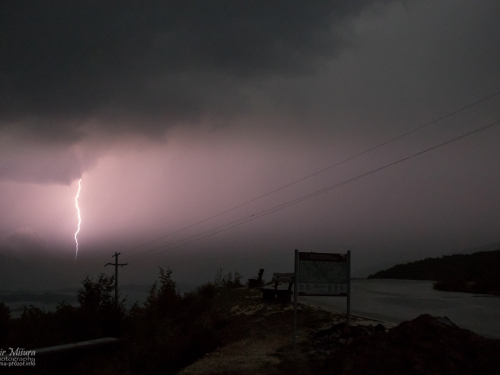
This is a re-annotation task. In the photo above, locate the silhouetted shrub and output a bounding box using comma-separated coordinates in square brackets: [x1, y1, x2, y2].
[0, 302, 10, 344]
[213, 268, 244, 288]
[76, 273, 125, 339]
[144, 266, 182, 318]
[0, 267, 243, 373]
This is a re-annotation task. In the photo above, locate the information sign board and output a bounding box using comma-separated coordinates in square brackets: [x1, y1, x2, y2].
[298, 252, 348, 296]
[293, 249, 351, 349]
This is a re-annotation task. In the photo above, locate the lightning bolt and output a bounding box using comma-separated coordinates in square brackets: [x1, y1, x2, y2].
[74, 178, 82, 262]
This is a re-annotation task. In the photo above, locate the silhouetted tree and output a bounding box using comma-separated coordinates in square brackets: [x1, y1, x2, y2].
[0, 302, 11, 344]
[145, 267, 181, 318]
[77, 273, 125, 338]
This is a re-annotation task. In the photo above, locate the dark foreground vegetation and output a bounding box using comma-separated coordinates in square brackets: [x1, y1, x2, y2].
[0, 267, 243, 374]
[368, 249, 500, 294]
[2, 270, 500, 375]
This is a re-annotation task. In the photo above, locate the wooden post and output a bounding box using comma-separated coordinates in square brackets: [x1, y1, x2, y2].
[105, 252, 128, 307]
[293, 249, 299, 350]
[257, 269, 264, 283]
[347, 250, 351, 326]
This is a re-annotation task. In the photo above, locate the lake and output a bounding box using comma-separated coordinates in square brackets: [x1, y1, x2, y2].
[0, 283, 196, 318]
[301, 279, 500, 339]
[3, 279, 499, 339]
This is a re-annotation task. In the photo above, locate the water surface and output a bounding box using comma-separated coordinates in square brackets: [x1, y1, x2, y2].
[301, 279, 500, 339]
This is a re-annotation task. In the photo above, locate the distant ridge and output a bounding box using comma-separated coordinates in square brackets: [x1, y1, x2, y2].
[448, 241, 500, 256]
[368, 249, 500, 294]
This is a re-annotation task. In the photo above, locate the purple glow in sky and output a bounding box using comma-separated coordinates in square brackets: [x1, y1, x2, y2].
[1, 1, 500, 291]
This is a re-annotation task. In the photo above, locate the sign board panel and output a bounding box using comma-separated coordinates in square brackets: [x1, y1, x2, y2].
[293, 249, 351, 349]
[298, 252, 348, 296]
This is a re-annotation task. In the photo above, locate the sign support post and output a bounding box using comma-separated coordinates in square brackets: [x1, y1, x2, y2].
[293, 249, 299, 350]
[293, 249, 351, 349]
[347, 250, 351, 326]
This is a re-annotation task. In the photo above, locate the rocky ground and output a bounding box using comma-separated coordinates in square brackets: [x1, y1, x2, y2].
[326, 314, 500, 375]
[177, 287, 500, 375]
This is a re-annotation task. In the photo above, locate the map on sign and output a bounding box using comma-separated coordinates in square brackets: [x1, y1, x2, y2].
[299, 261, 348, 284]
[298, 252, 349, 296]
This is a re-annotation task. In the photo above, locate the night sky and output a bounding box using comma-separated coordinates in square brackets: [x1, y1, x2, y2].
[1, 1, 500, 291]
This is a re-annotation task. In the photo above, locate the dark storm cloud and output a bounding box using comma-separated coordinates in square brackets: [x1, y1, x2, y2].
[1, 0, 389, 129]
[0, 0, 398, 184]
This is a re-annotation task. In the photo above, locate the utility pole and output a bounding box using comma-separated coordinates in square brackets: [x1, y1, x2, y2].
[105, 252, 128, 307]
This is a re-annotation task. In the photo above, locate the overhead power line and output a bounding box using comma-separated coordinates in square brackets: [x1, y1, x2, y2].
[122, 90, 500, 257]
[127, 117, 500, 264]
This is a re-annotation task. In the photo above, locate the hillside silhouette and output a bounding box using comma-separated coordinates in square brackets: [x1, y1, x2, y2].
[368, 250, 500, 294]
